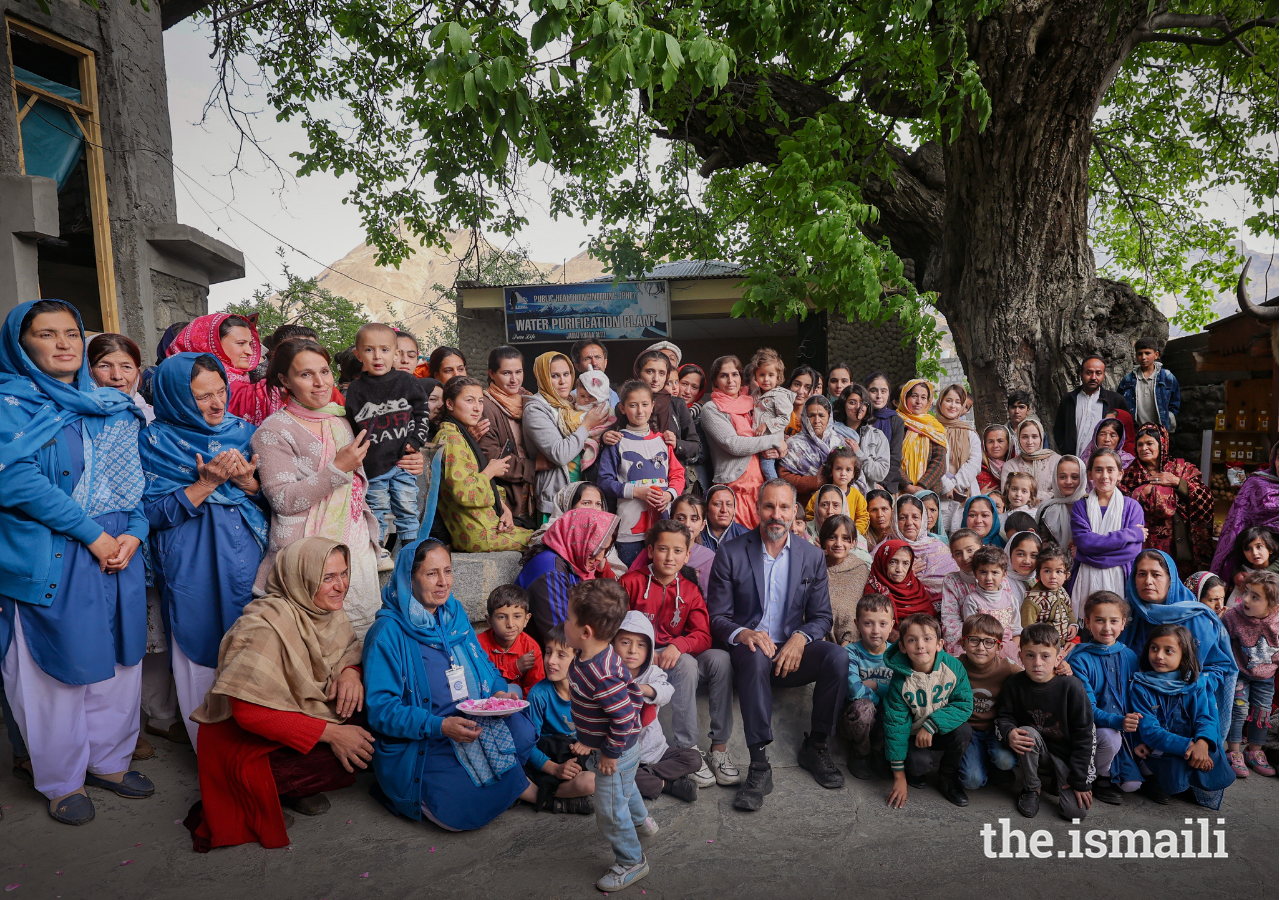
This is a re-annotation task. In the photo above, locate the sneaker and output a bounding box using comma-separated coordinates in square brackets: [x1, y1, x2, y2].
[377, 546, 395, 572]
[846, 753, 873, 781]
[1016, 788, 1040, 818]
[1227, 751, 1250, 778]
[636, 816, 659, 837]
[1245, 749, 1276, 777]
[732, 761, 773, 811]
[1091, 779, 1124, 805]
[797, 735, 844, 789]
[596, 856, 649, 893]
[689, 757, 716, 788]
[663, 775, 698, 803]
[708, 748, 744, 786]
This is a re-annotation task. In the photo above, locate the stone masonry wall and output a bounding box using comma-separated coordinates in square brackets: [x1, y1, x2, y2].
[827, 312, 918, 388]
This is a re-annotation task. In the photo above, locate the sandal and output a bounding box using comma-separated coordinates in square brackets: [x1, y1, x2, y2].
[12, 756, 33, 786]
[1227, 750, 1249, 778]
[49, 792, 95, 826]
[1245, 750, 1276, 777]
[84, 770, 155, 798]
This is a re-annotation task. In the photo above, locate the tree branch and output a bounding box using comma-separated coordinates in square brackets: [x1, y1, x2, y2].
[1135, 15, 1277, 57]
[210, 0, 279, 25]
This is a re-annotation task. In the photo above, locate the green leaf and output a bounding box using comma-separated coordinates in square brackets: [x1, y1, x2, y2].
[447, 22, 473, 55]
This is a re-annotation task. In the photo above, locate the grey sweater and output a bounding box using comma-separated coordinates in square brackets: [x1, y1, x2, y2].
[700, 401, 787, 485]
[522, 393, 592, 515]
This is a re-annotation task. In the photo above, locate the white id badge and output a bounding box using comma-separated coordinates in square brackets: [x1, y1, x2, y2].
[446, 665, 470, 702]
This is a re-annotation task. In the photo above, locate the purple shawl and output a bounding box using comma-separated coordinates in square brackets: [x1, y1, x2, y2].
[1069, 494, 1146, 571]
[1210, 469, 1278, 580]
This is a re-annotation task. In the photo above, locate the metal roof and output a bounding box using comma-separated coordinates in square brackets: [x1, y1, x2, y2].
[456, 259, 744, 290]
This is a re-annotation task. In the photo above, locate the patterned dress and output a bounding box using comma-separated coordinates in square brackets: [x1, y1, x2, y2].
[1119, 424, 1214, 577]
[436, 422, 531, 552]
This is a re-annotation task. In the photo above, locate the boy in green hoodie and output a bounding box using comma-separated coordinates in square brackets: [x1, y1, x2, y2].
[884, 613, 974, 809]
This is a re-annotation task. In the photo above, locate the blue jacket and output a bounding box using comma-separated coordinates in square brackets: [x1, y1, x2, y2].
[1117, 366, 1180, 431]
[1131, 674, 1235, 794]
[1070, 641, 1142, 783]
[362, 592, 512, 820]
[705, 529, 832, 645]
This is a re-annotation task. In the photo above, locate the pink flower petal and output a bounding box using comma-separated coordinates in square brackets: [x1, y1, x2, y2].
[707, 839, 714, 843]
[429, 847, 435, 852]
[120, 861, 133, 866]
[135, 843, 141, 847]
[4, 885, 19, 892]
[359, 873, 369, 879]
[54, 873, 62, 877]
[174, 820, 183, 825]
[346, 820, 352, 825]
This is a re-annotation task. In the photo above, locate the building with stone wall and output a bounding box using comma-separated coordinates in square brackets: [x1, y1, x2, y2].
[1, 0, 241, 360]
[456, 260, 919, 389]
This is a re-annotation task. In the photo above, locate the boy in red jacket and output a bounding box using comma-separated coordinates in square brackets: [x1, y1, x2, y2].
[478, 585, 544, 697]
[620, 520, 740, 789]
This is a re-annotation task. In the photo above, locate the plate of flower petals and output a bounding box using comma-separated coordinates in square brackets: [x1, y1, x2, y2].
[457, 697, 529, 717]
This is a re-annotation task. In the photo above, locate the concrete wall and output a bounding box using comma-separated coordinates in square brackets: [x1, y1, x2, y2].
[0, 2, 241, 358]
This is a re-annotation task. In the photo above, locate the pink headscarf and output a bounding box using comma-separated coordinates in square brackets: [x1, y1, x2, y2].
[541, 508, 620, 579]
[167, 313, 278, 424]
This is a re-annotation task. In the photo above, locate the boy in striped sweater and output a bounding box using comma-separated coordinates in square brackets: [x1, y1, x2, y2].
[565, 579, 654, 893]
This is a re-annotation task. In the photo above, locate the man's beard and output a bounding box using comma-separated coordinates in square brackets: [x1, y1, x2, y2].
[762, 520, 790, 540]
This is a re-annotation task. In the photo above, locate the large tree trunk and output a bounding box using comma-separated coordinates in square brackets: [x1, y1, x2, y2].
[934, 0, 1167, 429]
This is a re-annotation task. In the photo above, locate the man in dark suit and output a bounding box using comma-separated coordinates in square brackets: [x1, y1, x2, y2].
[1052, 355, 1133, 458]
[705, 479, 848, 811]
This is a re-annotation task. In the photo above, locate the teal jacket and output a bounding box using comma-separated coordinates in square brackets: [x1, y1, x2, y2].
[882, 643, 973, 771]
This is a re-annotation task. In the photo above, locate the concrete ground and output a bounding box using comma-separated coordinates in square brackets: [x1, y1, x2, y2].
[0, 726, 1276, 900]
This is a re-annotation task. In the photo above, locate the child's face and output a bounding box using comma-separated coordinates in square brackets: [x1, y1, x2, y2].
[356, 332, 394, 376]
[1243, 583, 1273, 619]
[638, 359, 669, 394]
[427, 386, 443, 417]
[901, 623, 940, 672]
[1020, 642, 1064, 682]
[951, 535, 982, 573]
[753, 364, 779, 393]
[963, 632, 1001, 666]
[867, 377, 890, 410]
[622, 391, 653, 428]
[672, 502, 705, 538]
[989, 492, 1007, 514]
[1005, 480, 1031, 509]
[1136, 347, 1158, 369]
[394, 336, 419, 373]
[938, 390, 965, 419]
[542, 642, 576, 681]
[563, 609, 591, 651]
[886, 548, 913, 583]
[827, 368, 851, 397]
[1202, 585, 1226, 613]
[1147, 635, 1183, 673]
[975, 563, 1006, 593]
[830, 458, 856, 489]
[821, 525, 854, 562]
[1056, 460, 1081, 497]
[488, 605, 530, 648]
[649, 531, 690, 580]
[857, 609, 894, 651]
[1007, 402, 1029, 425]
[1037, 559, 1067, 591]
[613, 630, 649, 674]
[1244, 537, 1271, 569]
[1010, 540, 1038, 576]
[1086, 602, 1126, 645]
[1090, 457, 1122, 494]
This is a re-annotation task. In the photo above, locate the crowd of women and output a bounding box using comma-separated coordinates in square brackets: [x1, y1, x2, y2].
[0, 297, 1274, 846]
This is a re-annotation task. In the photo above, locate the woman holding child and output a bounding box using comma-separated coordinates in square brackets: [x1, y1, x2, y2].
[363, 539, 540, 831]
[700, 355, 788, 528]
[252, 339, 384, 635]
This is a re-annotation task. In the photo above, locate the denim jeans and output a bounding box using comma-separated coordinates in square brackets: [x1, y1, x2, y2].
[1230, 673, 1276, 745]
[957, 725, 1017, 790]
[594, 741, 647, 866]
[365, 466, 420, 545]
[615, 540, 644, 567]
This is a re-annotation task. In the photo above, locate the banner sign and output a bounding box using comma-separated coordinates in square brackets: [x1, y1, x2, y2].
[503, 281, 670, 344]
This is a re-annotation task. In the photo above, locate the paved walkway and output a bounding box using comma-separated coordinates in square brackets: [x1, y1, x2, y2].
[0, 732, 1276, 899]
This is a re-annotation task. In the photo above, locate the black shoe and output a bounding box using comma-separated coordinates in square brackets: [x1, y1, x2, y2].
[281, 792, 330, 816]
[553, 796, 594, 815]
[939, 777, 969, 807]
[905, 772, 929, 789]
[798, 736, 844, 789]
[1140, 779, 1170, 805]
[989, 766, 1017, 787]
[1092, 779, 1124, 805]
[847, 754, 873, 781]
[733, 762, 773, 811]
[1017, 789, 1040, 818]
[663, 775, 699, 803]
[870, 754, 892, 780]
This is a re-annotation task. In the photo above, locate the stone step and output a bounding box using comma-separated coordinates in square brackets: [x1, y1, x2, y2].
[378, 548, 524, 624]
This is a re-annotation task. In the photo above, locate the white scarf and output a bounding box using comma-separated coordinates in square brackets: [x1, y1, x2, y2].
[1070, 490, 1126, 619]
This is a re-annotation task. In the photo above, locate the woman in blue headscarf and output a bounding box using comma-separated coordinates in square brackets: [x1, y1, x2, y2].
[141, 352, 268, 749]
[0, 300, 151, 826]
[363, 538, 538, 830]
[1122, 549, 1238, 741]
[959, 494, 1005, 548]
